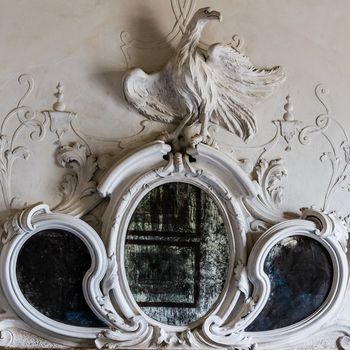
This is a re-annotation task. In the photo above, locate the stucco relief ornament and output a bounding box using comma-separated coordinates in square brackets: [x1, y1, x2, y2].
[276, 95, 302, 151]
[0, 3, 349, 350]
[123, 7, 285, 149]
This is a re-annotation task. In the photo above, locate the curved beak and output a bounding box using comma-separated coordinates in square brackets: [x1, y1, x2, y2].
[208, 9, 222, 22]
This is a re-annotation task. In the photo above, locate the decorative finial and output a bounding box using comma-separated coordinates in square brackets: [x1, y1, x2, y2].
[282, 95, 294, 121]
[53, 82, 66, 111]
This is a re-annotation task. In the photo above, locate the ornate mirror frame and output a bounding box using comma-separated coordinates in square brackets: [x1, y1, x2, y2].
[94, 141, 255, 347]
[245, 215, 348, 348]
[1, 139, 347, 349]
[0, 204, 108, 344]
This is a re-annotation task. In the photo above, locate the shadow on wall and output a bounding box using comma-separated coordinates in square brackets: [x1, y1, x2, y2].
[118, 2, 177, 71]
[92, 70, 126, 108]
[92, 2, 184, 111]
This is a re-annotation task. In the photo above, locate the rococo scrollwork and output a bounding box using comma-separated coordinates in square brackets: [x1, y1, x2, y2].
[0, 4, 349, 350]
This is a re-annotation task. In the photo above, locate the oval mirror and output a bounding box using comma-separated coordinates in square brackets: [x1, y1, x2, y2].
[246, 235, 333, 331]
[16, 229, 105, 327]
[124, 182, 229, 326]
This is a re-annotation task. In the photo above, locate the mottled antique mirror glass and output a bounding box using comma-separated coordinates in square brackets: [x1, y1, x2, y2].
[124, 182, 229, 325]
[16, 229, 105, 327]
[247, 235, 333, 331]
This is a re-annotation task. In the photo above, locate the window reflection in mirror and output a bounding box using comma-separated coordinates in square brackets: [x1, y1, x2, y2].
[124, 182, 229, 326]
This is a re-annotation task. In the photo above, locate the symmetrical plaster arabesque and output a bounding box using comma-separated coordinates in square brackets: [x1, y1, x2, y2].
[1, 1, 350, 349]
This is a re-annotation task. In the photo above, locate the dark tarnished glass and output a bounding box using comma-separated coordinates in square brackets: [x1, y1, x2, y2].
[16, 229, 105, 327]
[125, 182, 229, 325]
[247, 235, 333, 331]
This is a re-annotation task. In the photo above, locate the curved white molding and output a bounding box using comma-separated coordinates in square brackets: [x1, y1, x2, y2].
[0, 203, 108, 343]
[98, 141, 171, 198]
[187, 143, 258, 198]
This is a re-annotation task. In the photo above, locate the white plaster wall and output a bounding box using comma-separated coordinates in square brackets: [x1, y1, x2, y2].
[1, 0, 350, 348]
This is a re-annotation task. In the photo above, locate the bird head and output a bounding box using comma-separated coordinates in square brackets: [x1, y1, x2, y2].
[177, 7, 223, 56]
[191, 7, 222, 24]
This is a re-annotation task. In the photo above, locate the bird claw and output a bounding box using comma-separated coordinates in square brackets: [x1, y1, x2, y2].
[190, 134, 203, 148]
[190, 133, 218, 149]
[158, 131, 175, 143]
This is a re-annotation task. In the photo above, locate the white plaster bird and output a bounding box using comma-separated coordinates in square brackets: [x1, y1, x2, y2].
[122, 7, 285, 145]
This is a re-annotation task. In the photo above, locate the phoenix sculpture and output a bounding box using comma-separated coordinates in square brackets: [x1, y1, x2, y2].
[123, 7, 285, 146]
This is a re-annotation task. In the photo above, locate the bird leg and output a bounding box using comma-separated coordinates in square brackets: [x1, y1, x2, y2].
[200, 113, 209, 140]
[190, 113, 218, 148]
[159, 113, 193, 144]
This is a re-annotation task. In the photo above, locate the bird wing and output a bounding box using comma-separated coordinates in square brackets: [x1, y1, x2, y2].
[122, 67, 187, 124]
[206, 43, 285, 141]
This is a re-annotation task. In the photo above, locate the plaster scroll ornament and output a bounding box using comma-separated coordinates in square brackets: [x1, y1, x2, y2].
[122, 7, 286, 148]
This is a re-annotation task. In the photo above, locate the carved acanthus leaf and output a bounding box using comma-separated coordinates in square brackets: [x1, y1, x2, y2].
[320, 147, 350, 211]
[253, 158, 287, 210]
[95, 255, 155, 349]
[54, 142, 100, 217]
